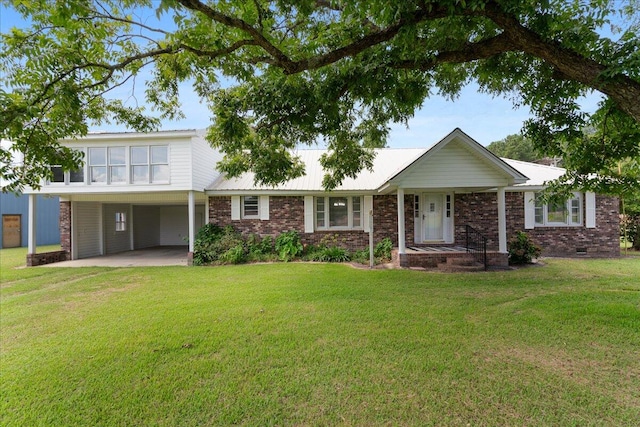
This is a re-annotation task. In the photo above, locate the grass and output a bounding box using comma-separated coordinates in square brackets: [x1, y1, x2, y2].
[1, 247, 639, 426]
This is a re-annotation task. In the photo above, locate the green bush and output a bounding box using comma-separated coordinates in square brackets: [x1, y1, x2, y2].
[309, 246, 351, 262]
[193, 224, 245, 265]
[275, 230, 303, 261]
[508, 231, 542, 264]
[374, 237, 393, 260]
[219, 243, 246, 264]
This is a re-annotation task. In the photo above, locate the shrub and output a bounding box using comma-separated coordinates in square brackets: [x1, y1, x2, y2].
[275, 230, 303, 261]
[508, 231, 542, 265]
[314, 246, 351, 262]
[374, 238, 393, 261]
[193, 224, 245, 265]
[351, 248, 370, 264]
[219, 243, 246, 264]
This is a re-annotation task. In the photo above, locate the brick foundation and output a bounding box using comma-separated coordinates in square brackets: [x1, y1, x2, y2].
[26, 250, 68, 266]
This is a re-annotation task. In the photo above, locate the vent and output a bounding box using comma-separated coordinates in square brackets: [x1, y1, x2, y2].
[576, 247, 587, 255]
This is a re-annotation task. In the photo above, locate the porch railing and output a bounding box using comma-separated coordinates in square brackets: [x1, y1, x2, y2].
[465, 225, 488, 271]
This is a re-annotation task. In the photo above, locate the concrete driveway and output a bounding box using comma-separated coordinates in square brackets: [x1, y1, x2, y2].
[42, 246, 189, 267]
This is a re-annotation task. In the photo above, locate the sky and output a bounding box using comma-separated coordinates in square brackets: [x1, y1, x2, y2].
[0, 3, 606, 148]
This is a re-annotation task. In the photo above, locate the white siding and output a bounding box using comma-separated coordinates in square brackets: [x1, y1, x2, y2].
[103, 204, 131, 254]
[393, 141, 510, 188]
[74, 202, 102, 259]
[191, 135, 223, 190]
[133, 205, 161, 249]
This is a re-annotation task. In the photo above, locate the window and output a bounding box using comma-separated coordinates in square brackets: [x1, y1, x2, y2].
[108, 147, 126, 183]
[89, 147, 107, 183]
[446, 194, 451, 218]
[535, 193, 582, 226]
[315, 196, 362, 229]
[131, 145, 169, 184]
[131, 146, 149, 183]
[151, 146, 169, 183]
[414, 195, 420, 218]
[115, 212, 127, 231]
[49, 162, 84, 185]
[242, 196, 259, 218]
[51, 166, 65, 183]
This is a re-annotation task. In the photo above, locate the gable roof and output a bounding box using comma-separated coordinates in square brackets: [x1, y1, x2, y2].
[206, 128, 566, 194]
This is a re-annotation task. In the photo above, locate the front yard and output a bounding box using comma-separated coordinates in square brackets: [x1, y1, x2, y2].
[1, 247, 639, 426]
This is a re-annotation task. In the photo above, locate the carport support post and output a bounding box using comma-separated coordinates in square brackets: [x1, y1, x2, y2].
[27, 194, 37, 255]
[188, 191, 195, 256]
[497, 187, 507, 253]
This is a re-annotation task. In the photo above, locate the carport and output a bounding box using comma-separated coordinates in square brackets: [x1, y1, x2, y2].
[42, 246, 189, 267]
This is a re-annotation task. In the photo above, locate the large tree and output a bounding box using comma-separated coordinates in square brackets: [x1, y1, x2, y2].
[1, 0, 639, 192]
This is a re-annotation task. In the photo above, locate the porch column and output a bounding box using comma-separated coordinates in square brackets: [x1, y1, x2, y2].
[27, 194, 37, 254]
[188, 191, 195, 253]
[497, 187, 507, 253]
[397, 188, 406, 254]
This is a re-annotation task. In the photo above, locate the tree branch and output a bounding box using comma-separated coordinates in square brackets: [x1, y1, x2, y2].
[390, 32, 518, 70]
[482, 1, 640, 121]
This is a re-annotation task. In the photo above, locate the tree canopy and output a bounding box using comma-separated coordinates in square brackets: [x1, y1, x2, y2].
[486, 133, 539, 162]
[1, 0, 639, 192]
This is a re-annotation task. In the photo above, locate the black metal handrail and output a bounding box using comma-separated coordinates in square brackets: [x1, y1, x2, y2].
[465, 225, 488, 271]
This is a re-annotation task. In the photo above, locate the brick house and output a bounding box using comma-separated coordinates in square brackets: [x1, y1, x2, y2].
[25, 128, 619, 266]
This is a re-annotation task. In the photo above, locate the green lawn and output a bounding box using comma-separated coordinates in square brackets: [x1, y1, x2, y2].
[1, 247, 639, 426]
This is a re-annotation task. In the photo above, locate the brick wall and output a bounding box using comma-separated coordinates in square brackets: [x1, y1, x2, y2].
[209, 192, 619, 257]
[208, 195, 413, 251]
[506, 192, 619, 257]
[455, 192, 620, 257]
[27, 250, 68, 266]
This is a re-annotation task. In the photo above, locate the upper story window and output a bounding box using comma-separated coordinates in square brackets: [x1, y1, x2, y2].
[49, 150, 85, 185]
[315, 196, 362, 229]
[535, 192, 582, 226]
[242, 196, 259, 218]
[131, 145, 169, 184]
[47, 145, 169, 186]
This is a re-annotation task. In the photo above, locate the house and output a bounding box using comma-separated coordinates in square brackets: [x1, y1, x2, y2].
[25, 128, 620, 267]
[1, 193, 60, 249]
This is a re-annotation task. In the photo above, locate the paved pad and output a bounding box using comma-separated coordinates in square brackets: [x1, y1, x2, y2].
[42, 247, 189, 267]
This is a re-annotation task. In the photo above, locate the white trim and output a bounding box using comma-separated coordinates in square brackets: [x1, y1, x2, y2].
[259, 195, 269, 220]
[524, 191, 535, 229]
[363, 195, 373, 232]
[304, 196, 314, 233]
[231, 196, 240, 220]
[27, 194, 36, 254]
[585, 192, 596, 228]
[188, 191, 195, 253]
[397, 189, 406, 254]
[497, 187, 507, 253]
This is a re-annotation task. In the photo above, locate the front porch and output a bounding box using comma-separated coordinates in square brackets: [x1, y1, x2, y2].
[391, 245, 509, 271]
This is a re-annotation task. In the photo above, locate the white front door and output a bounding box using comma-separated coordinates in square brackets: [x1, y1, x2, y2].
[423, 194, 444, 241]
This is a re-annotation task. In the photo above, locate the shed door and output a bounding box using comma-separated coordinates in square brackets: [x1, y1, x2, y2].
[2, 215, 21, 248]
[423, 194, 444, 241]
